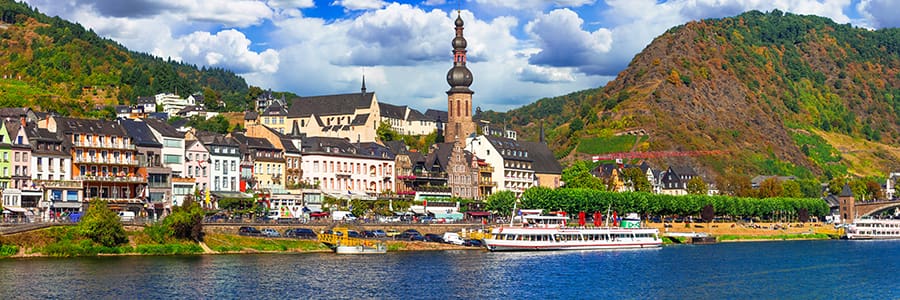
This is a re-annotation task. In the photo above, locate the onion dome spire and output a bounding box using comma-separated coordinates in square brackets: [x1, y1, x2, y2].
[446, 12, 473, 94]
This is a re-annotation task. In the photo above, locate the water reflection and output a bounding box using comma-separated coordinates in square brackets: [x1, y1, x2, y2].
[1, 241, 900, 299]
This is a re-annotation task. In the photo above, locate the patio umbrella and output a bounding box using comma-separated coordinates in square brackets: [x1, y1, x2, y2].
[578, 211, 586, 226]
[593, 212, 601, 226]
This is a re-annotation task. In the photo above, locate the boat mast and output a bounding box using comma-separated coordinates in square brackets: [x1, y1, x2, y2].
[510, 200, 517, 227]
[605, 204, 612, 228]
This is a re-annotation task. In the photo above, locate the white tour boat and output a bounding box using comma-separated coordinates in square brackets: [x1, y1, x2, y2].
[483, 214, 662, 251]
[845, 218, 900, 240]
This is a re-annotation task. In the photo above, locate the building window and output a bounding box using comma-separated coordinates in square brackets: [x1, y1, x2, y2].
[164, 154, 181, 164]
[231, 161, 236, 171]
[215, 160, 220, 171]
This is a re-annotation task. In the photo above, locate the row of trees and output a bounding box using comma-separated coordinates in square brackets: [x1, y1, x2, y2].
[484, 187, 829, 222]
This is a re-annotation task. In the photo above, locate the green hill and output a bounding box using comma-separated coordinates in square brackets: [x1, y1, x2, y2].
[0, 0, 251, 116]
[488, 10, 900, 180]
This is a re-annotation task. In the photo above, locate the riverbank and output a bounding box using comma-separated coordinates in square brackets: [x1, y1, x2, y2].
[0, 226, 479, 258]
[646, 221, 841, 242]
[0, 222, 842, 258]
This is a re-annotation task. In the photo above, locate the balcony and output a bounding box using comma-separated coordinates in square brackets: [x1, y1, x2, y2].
[172, 177, 195, 183]
[74, 157, 139, 166]
[479, 166, 494, 173]
[34, 180, 82, 188]
[504, 176, 534, 183]
[73, 140, 136, 150]
[478, 181, 497, 187]
[75, 175, 147, 183]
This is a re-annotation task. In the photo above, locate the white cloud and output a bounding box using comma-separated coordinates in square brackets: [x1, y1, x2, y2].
[474, 0, 597, 10]
[175, 30, 280, 74]
[857, 0, 900, 28]
[267, 0, 315, 9]
[331, 0, 387, 11]
[422, 0, 447, 5]
[517, 65, 576, 83]
[525, 9, 612, 71]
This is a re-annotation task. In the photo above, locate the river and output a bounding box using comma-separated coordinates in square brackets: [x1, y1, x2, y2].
[1, 240, 898, 299]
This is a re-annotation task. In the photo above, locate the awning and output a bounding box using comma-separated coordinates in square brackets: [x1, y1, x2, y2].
[435, 212, 464, 220]
[52, 202, 83, 209]
[466, 211, 492, 217]
[211, 191, 253, 199]
[309, 211, 330, 217]
[3, 206, 26, 213]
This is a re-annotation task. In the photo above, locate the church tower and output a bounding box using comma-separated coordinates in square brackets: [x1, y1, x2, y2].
[445, 12, 476, 145]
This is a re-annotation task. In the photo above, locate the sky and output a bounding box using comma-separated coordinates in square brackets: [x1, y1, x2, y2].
[18, 0, 900, 112]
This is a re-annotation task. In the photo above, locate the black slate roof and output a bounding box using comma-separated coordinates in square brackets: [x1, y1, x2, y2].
[144, 118, 184, 138]
[244, 111, 259, 120]
[485, 135, 531, 162]
[520, 141, 562, 174]
[195, 130, 238, 147]
[119, 119, 162, 147]
[54, 116, 127, 136]
[351, 114, 369, 126]
[379, 103, 406, 119]
[288, 92, 374, 118]
[407, 108, 428, 121]
[261, 101, 287, 116]
[424, 109, 447, 122]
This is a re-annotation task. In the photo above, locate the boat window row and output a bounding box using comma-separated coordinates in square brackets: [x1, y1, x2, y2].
[494, 233, 656, 241]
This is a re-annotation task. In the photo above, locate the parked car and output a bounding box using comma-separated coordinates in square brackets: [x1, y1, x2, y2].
[442, 232, 465, 245]
[284, 228, 317, 239]
[385, 229, 401, 237]
[347, 230, 361, 238]
[423, 233, 444, 243]
[261, 228, 281, 237]
[396, 230, 425, 241]
[238, 226, 262, 236]
[371, 229, 387, 238]
[463, 239, 484, 247]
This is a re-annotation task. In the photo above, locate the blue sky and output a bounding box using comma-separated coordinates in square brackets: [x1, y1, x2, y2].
[20, 0, 898, 112]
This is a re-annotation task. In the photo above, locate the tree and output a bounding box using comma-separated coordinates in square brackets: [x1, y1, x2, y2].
[828, 177, 847, 196]
[77, 200, 128, 247]
[164, 197, 204, 241]
[781, 180, 803, 198]
[717, 172, 753, 197]
[757, 177, 783, 198]
[561, 161, 605, 190]
[797, 179, 822, 198]
[376, 121, 399, 142]
[686, 176, 707, 195]
[486, 191, 516, 217]
[701, 204, 715, 223]
[621, 167, 651, 192]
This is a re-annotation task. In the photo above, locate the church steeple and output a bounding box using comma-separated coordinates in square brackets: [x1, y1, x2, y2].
[361, 75, 367, 94]
[446, 11, 473, 95]
[444, 11, 476, 146]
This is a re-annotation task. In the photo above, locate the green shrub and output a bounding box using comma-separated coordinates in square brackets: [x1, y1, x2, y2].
[0, 245, 18, 257]
[143, 223, 175, 244]
[77, 200, 128, 247]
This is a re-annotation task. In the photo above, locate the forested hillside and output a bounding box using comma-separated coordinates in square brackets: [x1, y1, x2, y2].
[0, 0, 251, 116]
[489, 10, 900, 180]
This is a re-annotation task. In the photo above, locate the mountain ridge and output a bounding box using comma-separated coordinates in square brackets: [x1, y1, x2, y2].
[489, 10, 900, 180]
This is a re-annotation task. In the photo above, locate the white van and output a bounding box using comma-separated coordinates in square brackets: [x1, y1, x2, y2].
[332, 211, 357, 222]
[442, 232, 465, 245]
[118, 211, 135, 222]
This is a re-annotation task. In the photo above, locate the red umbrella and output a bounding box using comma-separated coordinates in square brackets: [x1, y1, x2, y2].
[578, 211, 586, 226]
[612, 211, 619, 227]
[593, 212, 601, 226]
